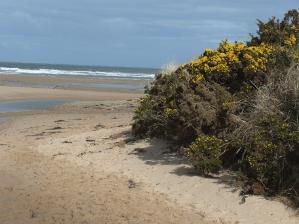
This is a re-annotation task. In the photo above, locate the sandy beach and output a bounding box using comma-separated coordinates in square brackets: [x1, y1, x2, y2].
[0, 74, 149, 92]
[0, 79, 298, 224]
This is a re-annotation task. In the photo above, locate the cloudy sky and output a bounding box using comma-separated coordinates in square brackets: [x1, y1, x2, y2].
[0, 0, 298, 68]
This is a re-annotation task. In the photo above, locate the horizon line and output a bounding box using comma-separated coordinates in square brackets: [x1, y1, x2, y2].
[0, 60, 160, 71]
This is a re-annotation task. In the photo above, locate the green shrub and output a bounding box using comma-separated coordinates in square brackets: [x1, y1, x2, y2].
[249, 9, 299, 71]
[184, 136, 224, 175]
[249, 9, 299, 48]
[240, 116, 298, 193]
[227, 64, 299, 197]
[132, 9, 299, 202]
[132, 70, 236, 144]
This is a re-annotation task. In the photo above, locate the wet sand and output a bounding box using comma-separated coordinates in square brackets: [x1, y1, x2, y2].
[0, 74, 149, 92]
[0, 85, 142, 102]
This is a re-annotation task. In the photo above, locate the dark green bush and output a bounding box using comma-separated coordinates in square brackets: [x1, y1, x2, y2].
[231, 115, 299, 194]
[132, 70, 236, 144]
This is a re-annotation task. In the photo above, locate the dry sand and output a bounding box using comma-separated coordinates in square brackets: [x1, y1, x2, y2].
[0, 84, 298, 224]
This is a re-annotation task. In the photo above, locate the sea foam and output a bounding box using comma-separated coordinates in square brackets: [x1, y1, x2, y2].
[0, 66, 155, 80]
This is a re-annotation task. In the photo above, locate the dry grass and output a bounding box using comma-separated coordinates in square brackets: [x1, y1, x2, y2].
[160, 62, 179, 76]
[233, 63, 299, 147]
[254, 63, 299, 125]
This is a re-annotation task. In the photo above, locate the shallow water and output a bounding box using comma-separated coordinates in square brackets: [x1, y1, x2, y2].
[0, 100, 67, 113]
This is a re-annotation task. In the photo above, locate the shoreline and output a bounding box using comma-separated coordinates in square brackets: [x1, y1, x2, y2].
[0, 74, 151, 93]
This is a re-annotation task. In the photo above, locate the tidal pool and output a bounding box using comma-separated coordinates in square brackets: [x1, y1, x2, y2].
[0, 100, 67, 113]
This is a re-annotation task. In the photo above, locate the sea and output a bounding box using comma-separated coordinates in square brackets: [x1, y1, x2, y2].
[0, 62, 158, 80]
[0, 62, 159, 113]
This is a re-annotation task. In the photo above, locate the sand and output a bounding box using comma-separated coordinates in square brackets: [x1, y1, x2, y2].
[0, 85, 142, 101]
[0, 83, 298, 224]
[0, 74, 148, 93]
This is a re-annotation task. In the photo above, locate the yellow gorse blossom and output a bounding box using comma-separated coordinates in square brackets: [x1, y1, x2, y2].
[242, 44, 273, 73]
[284, 34, 297, 47]
[164, 108, 177, 118]
[183, 40, 273, 81]
[191, 73, 204, 83]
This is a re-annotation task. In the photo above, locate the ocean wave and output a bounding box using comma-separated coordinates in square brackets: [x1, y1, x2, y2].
[0, 67, 155, 79]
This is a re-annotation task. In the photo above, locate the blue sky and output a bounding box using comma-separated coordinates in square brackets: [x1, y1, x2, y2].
[0, 1, 298, 68]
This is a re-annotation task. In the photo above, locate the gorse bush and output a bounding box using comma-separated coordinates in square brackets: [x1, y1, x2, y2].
[249, 9, 299, 47]
[248, 117, 298, 192]
[249, 9, 299, 71]
[181, 41, 273, 92]
[132, 9, 299, 203]
[232, 114, 298, 194]
[132, 70, 236, 143]
[233, 65, 299, 196]
[184, 136, 224, 175]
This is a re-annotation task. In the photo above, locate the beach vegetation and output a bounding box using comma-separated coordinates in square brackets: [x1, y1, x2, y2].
[184, 136, 224, 175]
[132, 9, 299, 204]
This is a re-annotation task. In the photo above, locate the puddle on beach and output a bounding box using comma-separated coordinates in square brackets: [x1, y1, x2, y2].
[0, 100, 67, 113]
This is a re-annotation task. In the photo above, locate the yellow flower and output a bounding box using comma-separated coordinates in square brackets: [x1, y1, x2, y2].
[164, 108, 177, 118]
[192, 74, 205, 83]
[184, 41, 273, 82]
[284, 34, 297, 47]
[187, 40, 272, 78]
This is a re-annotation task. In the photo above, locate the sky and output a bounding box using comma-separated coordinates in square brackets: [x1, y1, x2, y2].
[0, 1, 298, 68]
